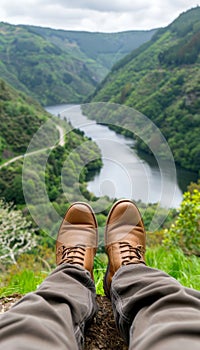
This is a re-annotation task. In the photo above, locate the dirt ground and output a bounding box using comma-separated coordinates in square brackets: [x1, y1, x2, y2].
[0, 294, 128, 350]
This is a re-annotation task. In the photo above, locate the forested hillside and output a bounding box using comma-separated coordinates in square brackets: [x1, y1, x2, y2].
[0, 79, 51, 162]
[90, 7, 200, 173]
[0, 22, 155, 105]
[0, 23, 96, 105]
[0, 78, 102, 226]
[28, 26, 156, 76]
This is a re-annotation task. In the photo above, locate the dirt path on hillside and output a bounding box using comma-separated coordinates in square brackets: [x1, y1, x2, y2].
[0, 125, 65, 169]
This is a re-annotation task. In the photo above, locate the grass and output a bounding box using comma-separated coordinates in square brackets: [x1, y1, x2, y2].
[94, 254, 108, 295]
[94, 247, 200, 294]
[0, 270, 47, 297]
[0, 247, 199, 298]
[146, 246, 200, 290]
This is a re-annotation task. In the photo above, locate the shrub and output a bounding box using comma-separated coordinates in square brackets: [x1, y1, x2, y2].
[0, 200, 37, 265]
[163, 190, 200, 255]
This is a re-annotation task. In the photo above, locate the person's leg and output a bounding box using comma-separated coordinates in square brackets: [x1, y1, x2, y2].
[0, 202, 98, 350]
[104, 199, 200, 350]
[111, 264, 200, 350]
[1, 264, 97, 350]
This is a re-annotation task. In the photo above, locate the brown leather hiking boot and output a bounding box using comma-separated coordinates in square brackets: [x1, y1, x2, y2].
[104, 199, 146, 297]
[56, 202, 98, 279]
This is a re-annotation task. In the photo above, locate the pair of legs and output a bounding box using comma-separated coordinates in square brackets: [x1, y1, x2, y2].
[1, 200, 200, 349]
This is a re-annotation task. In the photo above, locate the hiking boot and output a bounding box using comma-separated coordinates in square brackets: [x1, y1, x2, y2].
[56, 202, 98, 279]
[104, 199, 146, 297]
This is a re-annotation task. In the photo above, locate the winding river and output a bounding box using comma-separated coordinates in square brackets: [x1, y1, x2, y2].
[46, 104, 198, 209]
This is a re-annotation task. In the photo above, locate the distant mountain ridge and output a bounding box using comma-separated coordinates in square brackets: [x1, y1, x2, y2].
[89, 7, 200, 172]
[0, 22, 156, 105]
[27, 26, 156, 72]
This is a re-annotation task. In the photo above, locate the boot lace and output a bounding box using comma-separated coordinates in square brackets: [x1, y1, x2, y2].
[59, 245, 86, 266]
[119, 242, 144, 265]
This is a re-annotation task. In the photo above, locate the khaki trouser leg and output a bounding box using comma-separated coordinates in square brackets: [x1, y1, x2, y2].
[111, 264, 200, 350]
[0, 264, 97, 350]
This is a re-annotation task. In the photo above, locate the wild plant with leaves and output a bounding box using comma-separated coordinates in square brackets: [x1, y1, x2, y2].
[163, 189, 200, 256]
[0, 200, 37, 265]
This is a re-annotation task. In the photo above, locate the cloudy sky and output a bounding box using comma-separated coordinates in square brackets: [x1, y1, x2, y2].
[0, 0, 199, 32]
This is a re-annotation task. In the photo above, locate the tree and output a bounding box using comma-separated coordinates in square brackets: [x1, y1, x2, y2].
[163, 190, 200, 255]
[0, 200, 37, 264]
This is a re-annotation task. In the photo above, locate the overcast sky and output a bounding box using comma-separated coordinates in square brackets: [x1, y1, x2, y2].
[0, 0, 199, 32]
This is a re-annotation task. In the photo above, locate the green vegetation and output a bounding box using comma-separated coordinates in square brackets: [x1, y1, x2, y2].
[29, 26, 156, 73]
[0, 270, 46, 297]
[0, 22, 155, 105]
[0, 200, 37, 264]
[0, 126, 103, 212]
[0, 23, 95, 105]
[0, 248, 54, 297]
[89, 7, 200, 173]
[0, 78, 103, 207]
[163, 190, 200, 256]
[187, 179, 200, 193]
[146, 246, 200, 290]
[0, 130, 103, 247]
[0, 79, 51, 162]
[1, 246, 200, 297]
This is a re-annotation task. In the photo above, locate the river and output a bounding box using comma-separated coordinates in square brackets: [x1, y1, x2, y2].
[46, 104, 198, 208]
